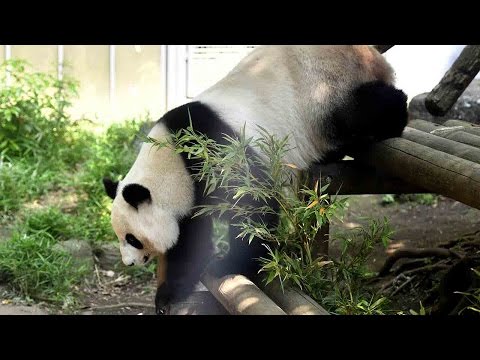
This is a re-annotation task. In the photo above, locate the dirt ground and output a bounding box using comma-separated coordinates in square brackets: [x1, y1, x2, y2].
[331, 194, 480, 273]
[1, 194, 479, 315]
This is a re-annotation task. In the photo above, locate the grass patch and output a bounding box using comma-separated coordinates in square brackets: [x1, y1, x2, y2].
[0, 59, 151, 306]
[0, 231, 87, 307]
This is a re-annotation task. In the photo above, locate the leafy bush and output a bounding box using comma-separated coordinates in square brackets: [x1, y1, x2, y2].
[382, 193, 438, 206]
[0, 60, 149, 306]
[0, 59, 79, 159]
[147, 120, 394, 314]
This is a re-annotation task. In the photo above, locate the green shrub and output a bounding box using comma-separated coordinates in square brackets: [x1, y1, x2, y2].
[0, 231, 87, 306]
[147, 121, 394, 314]
[0, 59, 79, 159]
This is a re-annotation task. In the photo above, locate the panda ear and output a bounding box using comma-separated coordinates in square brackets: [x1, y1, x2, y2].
[122, 183, 152, 210]
[103, 178, 119, 200]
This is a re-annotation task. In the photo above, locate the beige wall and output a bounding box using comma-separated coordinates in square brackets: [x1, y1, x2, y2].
[63, 45, 111, 122]
[114, 45, 164, 122]
[2, 45, 166, 123]
[11, 45, 57, 74]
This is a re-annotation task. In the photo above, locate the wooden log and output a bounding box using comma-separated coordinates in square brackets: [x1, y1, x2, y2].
[261, 279, 330, 315]
[169, 291, 229, 315]
[201, 273, 286, 315]
[373, 45, 394, 54]
[409, 119, 480, 149]
[309, 161, 427, 195]
[444, 119, 480, 137]
[425, 45, 480, 116]
[349, 137, 480, 210]
[402, 126, 480, 164]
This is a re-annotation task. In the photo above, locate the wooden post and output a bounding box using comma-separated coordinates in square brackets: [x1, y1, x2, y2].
[425, 45, 480, 116]
[444, 119, 480, 137]
[350, 137, 480, 210]
[409, 119, 480, 149]
[261, 279, 330, 315]
[201, 273, 287, 315]
[312, 161, 427, 195]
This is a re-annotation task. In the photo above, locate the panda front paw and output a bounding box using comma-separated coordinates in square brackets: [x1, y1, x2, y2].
[155, 283, 171, 315]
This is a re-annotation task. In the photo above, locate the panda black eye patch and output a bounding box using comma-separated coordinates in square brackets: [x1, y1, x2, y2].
[126, 234, 144, 250]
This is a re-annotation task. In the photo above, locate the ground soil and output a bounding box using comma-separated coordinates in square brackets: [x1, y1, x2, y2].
[1, 194, 479, 315]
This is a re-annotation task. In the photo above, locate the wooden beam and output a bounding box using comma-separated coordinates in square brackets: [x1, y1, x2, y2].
[425, 45, 480, 116]
[444, 119, 480, 137]
[350, 137, 480, 210]
[409, 119, 480, 149]
[402, 126, 480, 164]
[309, 161, 427, 195]
[260, 279, 330, 315]
[201, 273, 286, 315]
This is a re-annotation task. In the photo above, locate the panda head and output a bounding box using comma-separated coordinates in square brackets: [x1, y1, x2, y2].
[102, 178, 180, 267]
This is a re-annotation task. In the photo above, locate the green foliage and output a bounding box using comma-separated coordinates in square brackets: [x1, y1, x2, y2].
[409, 301, 427, 315]
[413, 193, 438, 206]
[19, 207, 76, 240]
[0, 231, 87, 306]
[382, 193, 438, 206]
[381, 194, 395, 205]
[261, 217, 394, 315]
[122, 260, 157, 280]
[74, 119, 142, 202]
[0, 61, 149, 306]
[146, 118, 394, 314]
[0, 59, 79, 159]
[212, 219, 230, 256]
[0, 158, 58, 213]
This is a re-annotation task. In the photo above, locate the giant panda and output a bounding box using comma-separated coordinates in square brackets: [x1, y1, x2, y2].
[102, 45, 408, 314]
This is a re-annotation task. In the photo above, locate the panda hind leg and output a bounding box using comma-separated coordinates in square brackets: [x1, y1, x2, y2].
[207, 223, 274, 282]
[155, 215, 214, 314]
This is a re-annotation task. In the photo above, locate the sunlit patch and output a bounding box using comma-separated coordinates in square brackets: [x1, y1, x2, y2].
[313, 83, 331, 101]
[128, 85, 139, 97]
[237, 297, 260, 312]
[386, 241, 405, 255]
[343, 222, 362, 229]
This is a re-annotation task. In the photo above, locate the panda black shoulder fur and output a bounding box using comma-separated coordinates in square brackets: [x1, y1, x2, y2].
[103, 45, 408, 314]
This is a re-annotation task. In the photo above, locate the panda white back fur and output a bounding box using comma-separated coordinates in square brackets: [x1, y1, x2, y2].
[103, 45, 408, 314]
[195, 45, 397, 168]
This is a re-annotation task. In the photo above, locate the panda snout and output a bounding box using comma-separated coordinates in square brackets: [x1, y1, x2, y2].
[129, 262, 135, 266]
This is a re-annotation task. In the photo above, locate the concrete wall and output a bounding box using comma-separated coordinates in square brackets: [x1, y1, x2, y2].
[1, 45, 470, 122]
[114, 45, 164, 122]
[11, 45, 58, 74]
[1, 45, 166, 123]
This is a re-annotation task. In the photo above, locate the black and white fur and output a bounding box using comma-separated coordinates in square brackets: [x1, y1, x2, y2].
[103, 45, 408, 314]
